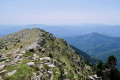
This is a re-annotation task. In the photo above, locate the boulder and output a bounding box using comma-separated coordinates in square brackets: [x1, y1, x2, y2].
[33, 54, 39, 60]
[89, 75, 102, 80]
[48, 64, 55, 68]
[0, 65, 5, 70]
[6, 59, 9, 62]
[48, 71, 52, 74]
[8, 70, 16, 76]
[27, 62, 35, 67]
[0, 70, 6, 74]
[20, 51, 26, 54]
[40, 57, 50, 61]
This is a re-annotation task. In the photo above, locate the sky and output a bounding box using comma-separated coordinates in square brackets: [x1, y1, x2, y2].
[0, 0, 120, 25]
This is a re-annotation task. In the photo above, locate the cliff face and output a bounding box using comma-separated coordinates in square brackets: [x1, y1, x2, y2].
[0, 28, 94, 80]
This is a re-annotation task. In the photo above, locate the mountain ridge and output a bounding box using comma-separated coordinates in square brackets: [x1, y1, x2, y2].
[0, 28, 94, 80]
[64, 32, 120, 69]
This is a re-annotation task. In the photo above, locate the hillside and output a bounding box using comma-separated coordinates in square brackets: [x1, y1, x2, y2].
[64, 33, 120, 69]
[0, 28, 94, 80]
[71, 45, 99, 65]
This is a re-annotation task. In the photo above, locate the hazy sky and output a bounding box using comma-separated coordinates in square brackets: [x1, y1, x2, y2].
[0, 0, 120, 25]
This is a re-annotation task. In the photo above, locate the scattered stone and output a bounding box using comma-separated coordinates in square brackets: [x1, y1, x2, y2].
[42, 48, 45, 53]
[6, 59, 9, 62]
[65, 71, 68, 75]
[8, 70, 16, 76]
[40, 57, 51, 61]
[0, 70, 6, 74]
[48, 71, 52, 74]
[48, 64, 55, 68]
[20, 51, 26, 54]
[28, 56, 32, 60]
[40, 74, 43, 80]
[14, 54, 23, 60]
[40, 64, 43, 69]
[33, 54, 39, 60]
[16, 54, 23, 57]
[27, 62, 35, 67]
[11, 61, 16, 65]
[89, 75, 101, 80]
[0, 65, 5, 70]
[44, 63, 50, 65]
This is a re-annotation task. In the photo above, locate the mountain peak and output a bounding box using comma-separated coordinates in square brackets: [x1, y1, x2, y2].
[90, 32, 100, 35]
[64, 32, 120, 69]
[89, 32, 103, 36]
[87, 32, 108, 38]
[0, 28, 93, 80]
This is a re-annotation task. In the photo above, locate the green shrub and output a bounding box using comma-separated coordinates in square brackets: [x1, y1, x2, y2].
[0, 59, 6, 62]
[43, 64, 50, 71]
[23, 50, 33, 57]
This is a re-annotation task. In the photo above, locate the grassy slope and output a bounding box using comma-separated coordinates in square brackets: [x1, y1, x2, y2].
[0, 28, 94, 80]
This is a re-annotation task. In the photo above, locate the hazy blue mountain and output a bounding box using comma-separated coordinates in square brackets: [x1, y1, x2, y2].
[0, 34, 2, 37]
[64, 33, 120, 69]
[1, 24, 120, 38]
[27, 24, 120, 37]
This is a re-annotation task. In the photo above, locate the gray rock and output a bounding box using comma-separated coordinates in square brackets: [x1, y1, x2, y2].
[40, 57, 51, 61]
[89, 75, 102, 80]
[20, 51, 26, 54]
[0, 65, 5, 70]
[0, 70, 6, 74]
[8, 70, 16, 76]
[48, 64, 55, 68]
[27, 62, 35, 67]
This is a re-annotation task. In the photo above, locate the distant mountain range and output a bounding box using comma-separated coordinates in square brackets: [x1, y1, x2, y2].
[1, 24, 120, 38]
[64, 33, 120, 69]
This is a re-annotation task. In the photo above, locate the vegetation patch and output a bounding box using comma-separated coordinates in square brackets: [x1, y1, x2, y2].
[5, 64, 33, 80]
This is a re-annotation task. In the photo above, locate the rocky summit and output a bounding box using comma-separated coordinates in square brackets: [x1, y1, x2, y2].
[0, 28, 94, 80]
